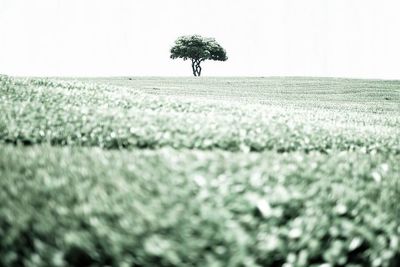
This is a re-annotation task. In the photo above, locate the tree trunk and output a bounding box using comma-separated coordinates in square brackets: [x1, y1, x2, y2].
[191, 59, 197, 76]
[191, 59, 203, 77]
[197, 62, 202, 76]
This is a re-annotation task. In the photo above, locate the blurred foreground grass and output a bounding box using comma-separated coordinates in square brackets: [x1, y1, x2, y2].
[1, 145, 399, 267]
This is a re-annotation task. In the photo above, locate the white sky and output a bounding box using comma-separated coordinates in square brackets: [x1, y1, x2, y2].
[0, 0, 400, 78]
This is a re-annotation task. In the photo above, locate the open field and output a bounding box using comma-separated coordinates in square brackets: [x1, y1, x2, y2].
[1, 75, 400, 266]
[2, 76, 400, 153]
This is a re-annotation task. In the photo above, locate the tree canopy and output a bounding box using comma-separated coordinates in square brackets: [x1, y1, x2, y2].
[170, 35, 228, 76]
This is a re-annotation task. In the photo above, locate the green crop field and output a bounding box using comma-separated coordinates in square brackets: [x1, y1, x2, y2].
[0, 75, 400, 267]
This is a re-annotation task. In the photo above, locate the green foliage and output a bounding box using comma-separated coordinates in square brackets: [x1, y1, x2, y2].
[170, 35, 227, 62]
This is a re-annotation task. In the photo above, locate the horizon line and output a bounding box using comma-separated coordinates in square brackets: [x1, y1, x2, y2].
[5, 74, 400, 82]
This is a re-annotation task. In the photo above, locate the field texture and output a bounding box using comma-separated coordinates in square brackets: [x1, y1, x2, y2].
[1, 75, 400, 267]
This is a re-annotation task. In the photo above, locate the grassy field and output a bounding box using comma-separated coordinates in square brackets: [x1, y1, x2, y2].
[1, 75, 400, 266]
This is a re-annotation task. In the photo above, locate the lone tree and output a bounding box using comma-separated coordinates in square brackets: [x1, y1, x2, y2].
[170, 35, 228, 76]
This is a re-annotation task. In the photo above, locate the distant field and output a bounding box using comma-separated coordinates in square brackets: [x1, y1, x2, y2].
[1, 75, 399, 266]
[2, 76, 400, 153]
